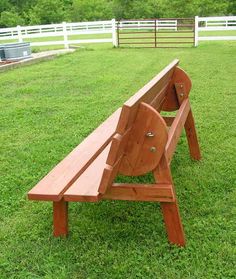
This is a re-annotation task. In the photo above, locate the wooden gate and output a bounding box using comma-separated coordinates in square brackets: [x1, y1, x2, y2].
[117, 18, 195, 48]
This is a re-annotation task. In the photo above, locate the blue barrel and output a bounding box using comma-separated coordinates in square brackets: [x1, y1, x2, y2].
[0, 45, 5, 60]
[3, 42, 31, 61]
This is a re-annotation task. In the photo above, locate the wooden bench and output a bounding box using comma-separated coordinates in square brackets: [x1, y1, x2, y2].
[28, 59, 201, 246]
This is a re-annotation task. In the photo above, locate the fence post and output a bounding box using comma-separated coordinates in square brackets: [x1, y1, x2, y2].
[62, 22, 69, 49]
[111, 18, 118, 47]
[17, 25, 23, 43]
[194, 16, 199, 47]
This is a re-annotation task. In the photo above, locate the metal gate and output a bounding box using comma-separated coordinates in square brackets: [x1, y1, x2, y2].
[117, 18, 195, 48]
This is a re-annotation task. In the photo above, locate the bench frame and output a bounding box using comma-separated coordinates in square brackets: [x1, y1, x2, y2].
[28, 59, 201, 246]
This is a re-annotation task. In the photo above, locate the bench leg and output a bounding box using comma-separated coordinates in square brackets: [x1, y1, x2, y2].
[185, 109, 201, 160]
[161, 202, 185, 246]
[153, 154, 185, 246]
[53, 200, 68, 237]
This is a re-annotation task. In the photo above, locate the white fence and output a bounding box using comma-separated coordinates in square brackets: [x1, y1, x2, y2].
[1, 16, 236, 48]
[0, 19, 117, 48]
[118, 20, 177, 31]
[195, 16, 236, 46]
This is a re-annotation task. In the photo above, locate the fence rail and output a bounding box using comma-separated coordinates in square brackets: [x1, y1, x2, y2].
[0, 19, 117, 48]
[118, 20, 177, 31]
[0, 16, 236, 49]
[195, 15, 236, 45]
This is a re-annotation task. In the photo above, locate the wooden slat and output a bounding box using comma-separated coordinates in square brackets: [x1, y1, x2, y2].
[163, 116, 175, 126]
[28, 109, 121, 201]
[149, 82, 170, 111]
[175, 83, 201, 161]
[97, 129, 132, 194]
[116, 59, 179, 134]
[98, 155, 122, 194]
[125, 59, 179, 108]
[184, 110, 201, 160]
[165, 99, 190, 163]
[63, 143, 112, 202]
[106, 129, 131, 166]
[103, 183, 175, 202]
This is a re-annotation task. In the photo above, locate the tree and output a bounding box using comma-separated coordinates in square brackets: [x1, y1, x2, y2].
[0, 0, 12, 13]
[195, 0, 229, 16]
[228, 0, 236, 15]
[71, 0, 113, 22]
[0, 9, 25, 27]
[28, 0, 68, 25]
[0, 0, 235, 27]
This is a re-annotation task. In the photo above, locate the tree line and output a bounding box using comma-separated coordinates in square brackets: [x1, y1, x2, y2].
[0, 0, 235, 27]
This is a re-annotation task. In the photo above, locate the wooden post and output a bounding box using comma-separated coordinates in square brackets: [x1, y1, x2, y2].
[17, 25, 23, 43]
[112, 18, 118, 47]
[53, 200, 68, 237]
[175, 83, 201, 161]
[153, 155, 185, 246]
[160, 202, 185, 246]
[62, 22, 69, 49]
[184, 109, 201, 160]
[154, 19, 157, 48]
[117, 20, 120, 47]
[194, 16, 199, 47]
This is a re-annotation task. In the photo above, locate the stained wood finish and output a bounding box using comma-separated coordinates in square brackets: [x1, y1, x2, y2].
[28, 60, 201, 246]
[28, 108, 121, 201]
[161, 202, 185, 246]
[184, 110, 201, 160]
[103, 183, 175, 202]
[163, 116, 175, 126]
[153, 154, 185, 246]
[162, 67, 192, 112]
[63, 143, 112, 202]
[165, 99, 191, 163]
[119, 102, 168, 176]
[53, 200, 68, 237]
[116, 59, 179, 134]
[174, 82, 201, 160]
[97, 129, 132, 195]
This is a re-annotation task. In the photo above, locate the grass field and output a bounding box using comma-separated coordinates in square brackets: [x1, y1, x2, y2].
[1, 30, 236, 51]
[0, 40, 236, 278]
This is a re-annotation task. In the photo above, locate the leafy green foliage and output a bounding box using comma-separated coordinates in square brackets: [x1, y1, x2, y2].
[0, 0, 235, 27]
[0, 9, 25, 26]
[28, 0, 69, 24]
[71, 0, 113, 22]
[0, 0, 12, 13]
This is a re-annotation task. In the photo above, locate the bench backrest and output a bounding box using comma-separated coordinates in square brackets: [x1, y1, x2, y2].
[117, 59, 179, 133]
[98, 58, 192, 195]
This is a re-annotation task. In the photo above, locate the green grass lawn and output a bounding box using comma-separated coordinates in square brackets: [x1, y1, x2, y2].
[0, 41, 236, 278]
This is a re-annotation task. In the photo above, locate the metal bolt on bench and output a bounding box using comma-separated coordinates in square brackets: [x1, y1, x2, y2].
[28, 59, 201, 246]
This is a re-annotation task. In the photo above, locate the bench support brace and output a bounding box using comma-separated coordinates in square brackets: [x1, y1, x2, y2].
[153, 154, 185, 246]
[53, 200, 68, 237]
[175, 82, 201, 161]
[185, 109, 201, 160]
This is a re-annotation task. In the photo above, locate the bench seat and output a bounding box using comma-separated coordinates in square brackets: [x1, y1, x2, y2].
[28, 109, 121, 202]
[64, 143, 111, 202]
